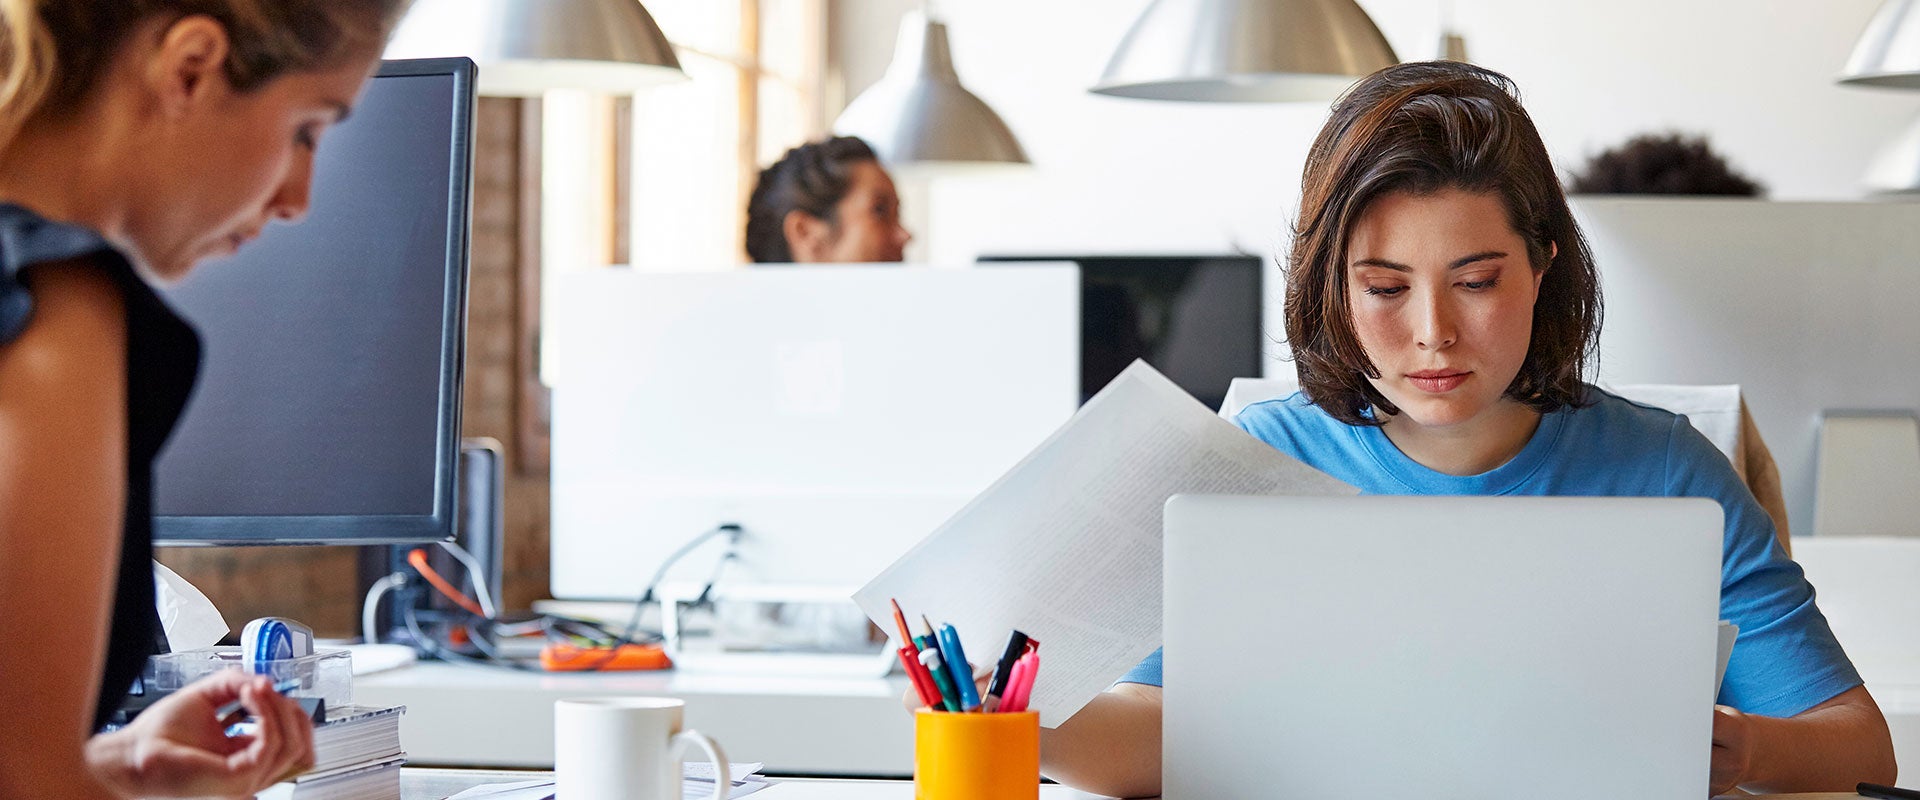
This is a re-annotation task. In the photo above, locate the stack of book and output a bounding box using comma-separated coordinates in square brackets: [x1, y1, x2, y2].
[258, 705, 405, 800]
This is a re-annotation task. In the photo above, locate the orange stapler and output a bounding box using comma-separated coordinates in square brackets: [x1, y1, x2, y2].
[539, 642, 674, 672]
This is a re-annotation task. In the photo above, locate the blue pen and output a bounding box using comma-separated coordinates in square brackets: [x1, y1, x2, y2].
[937, 624, 980, 711]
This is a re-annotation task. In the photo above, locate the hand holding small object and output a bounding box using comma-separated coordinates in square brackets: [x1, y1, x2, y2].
[87, 671, 316, 798]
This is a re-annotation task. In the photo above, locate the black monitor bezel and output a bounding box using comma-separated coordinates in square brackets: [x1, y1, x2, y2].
[154, 57, 475, 546]
[977, 253, 1266, 408]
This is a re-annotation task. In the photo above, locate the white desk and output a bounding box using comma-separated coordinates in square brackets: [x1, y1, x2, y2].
[396, 769, 1876, 800]
[1790, 538, 1920, 776]
[362, 663, 1920, 782]
[398, 769, 1116, 799]
[358, 662, 915, 775]
[1871, 683, 1920, 781]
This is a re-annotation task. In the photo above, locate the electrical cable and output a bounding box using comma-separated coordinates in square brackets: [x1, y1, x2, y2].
[388, 524, 742, 674]
[386, 568, 646, 672]
[400, 598, 438, 658]
[362, 572, 407, 645]
[400, 602, 505, 669]
[436, 540, 498, 619]
[407, 548, 488, 618]
[691, 537, 740, 608]
[615, 523, 743, 645]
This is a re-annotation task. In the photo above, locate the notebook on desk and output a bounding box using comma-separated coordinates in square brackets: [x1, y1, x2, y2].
[1162, 494, 1723, 800]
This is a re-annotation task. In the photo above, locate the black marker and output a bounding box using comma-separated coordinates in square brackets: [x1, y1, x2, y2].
[1859, 783, 1920, 800]
[981, 630, 1031, 713]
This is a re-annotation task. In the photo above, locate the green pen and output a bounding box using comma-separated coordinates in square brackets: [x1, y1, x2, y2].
[918, 646, 962, 712]
[915, 615, 941, 656]
[916, 615, 962, 711]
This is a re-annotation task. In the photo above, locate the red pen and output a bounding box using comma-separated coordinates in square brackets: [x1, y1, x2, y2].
[898, 646, 942, 709]
[890, 600, 943, 709]
[890, 599, 919, 655]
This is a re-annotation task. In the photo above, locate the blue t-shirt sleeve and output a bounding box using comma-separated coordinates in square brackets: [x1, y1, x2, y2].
[1118, 647, 1163, 687]
[1665, 417, 1862, 716]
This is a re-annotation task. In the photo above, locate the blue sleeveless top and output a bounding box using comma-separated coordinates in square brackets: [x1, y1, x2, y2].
[0, 203, 202, 731]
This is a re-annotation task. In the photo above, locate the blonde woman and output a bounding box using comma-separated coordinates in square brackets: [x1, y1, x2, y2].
[0, 2, 411, 797]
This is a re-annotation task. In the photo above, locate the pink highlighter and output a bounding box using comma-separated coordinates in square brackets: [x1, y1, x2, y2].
[1001, 652, 1040, 713]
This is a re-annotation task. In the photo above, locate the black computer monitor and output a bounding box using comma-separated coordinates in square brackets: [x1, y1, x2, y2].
[152, 58, 475, 545]
[979, 254, 1265, 411]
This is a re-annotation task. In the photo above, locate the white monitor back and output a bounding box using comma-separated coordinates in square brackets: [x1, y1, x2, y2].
[547, 265, 1079, 599]
[1163, 494, 1722, 800]
[1577, 198, 1920, 538]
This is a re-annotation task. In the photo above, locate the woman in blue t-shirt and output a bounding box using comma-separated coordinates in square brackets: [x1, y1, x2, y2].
[1025, 62, 1895, 798]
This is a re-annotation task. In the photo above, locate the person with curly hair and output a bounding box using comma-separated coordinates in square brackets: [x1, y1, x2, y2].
[1569, 132, 1764, 195]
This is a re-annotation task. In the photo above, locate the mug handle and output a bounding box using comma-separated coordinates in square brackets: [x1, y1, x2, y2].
[673, 728, 730, 800]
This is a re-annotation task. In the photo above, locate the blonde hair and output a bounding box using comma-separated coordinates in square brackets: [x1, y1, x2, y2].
[0, 0, 412, 153]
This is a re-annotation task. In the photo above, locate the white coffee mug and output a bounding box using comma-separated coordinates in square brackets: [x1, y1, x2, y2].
[554, 697, 729, 800]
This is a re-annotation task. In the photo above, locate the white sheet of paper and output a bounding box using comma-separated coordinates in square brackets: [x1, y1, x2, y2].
[444, 762, 772, 800]
[685, 762, 767, 784]
[443, 780, 551, 800]
[855, 361, 1355, 726]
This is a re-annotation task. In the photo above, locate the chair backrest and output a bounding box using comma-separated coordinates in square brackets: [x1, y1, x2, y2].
[1217, 376, 1791, 553]
[1813, 412, 1920, 538]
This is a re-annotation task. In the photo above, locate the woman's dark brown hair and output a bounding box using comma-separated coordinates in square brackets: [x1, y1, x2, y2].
[1286, 60, 1601, 426]
[745, 135, 879, 263]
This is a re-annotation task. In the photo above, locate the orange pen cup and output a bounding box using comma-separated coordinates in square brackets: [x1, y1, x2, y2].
[913, 709, 1040, 800]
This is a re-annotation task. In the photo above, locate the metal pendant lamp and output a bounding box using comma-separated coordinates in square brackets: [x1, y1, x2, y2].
[385, 0, 686, 96]
[1841, 0, 1920, 88]
[832, 11, 1029, 170]
[1092, 0, 1399, 102]
[1839, 0, 1920, 190]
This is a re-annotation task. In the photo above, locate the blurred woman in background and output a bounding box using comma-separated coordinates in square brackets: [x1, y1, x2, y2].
[746, 135, 911, 264]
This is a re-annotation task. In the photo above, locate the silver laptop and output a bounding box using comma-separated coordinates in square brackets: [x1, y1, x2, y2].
[1163, 495, 1722, 799]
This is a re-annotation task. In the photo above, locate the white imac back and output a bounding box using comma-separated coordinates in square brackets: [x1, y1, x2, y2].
[547, 265, 1079, 599]
[1576, 198, 1920, 538]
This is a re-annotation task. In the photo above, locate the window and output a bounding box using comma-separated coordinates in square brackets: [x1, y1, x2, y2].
[533, 0, 828, 449]
[541, 0, 826, 279]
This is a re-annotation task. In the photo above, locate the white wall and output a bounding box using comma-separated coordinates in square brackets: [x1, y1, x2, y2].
[830, 0, 1919, 265]
[825, 3, 1920, 532]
